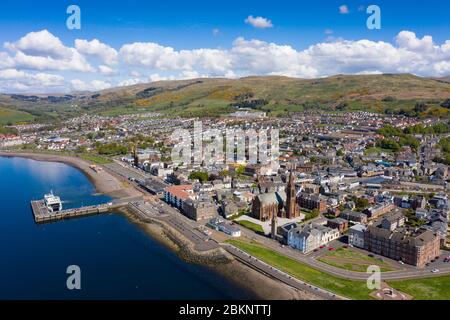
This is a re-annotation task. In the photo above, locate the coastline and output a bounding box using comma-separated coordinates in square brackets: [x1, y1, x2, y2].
[0, 151, 141, 199]
[0, 151, 320, 300]
[122, 206, 320, 300]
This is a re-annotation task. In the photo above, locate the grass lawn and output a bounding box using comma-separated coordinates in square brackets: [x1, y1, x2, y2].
[79, 154, 112, 165]
[0, 107, 34, 125]
[388, 276, 450, 300]
[235, 220, 264, 234]
[364, 147, 393, 156]
[319, 248, 396, 272]
[227, 239, 373, 300]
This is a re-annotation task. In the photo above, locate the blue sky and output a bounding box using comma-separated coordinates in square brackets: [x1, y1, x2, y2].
[0, 0, 449, 93]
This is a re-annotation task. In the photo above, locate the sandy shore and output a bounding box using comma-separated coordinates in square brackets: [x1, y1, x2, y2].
[0, 151, 141, 199]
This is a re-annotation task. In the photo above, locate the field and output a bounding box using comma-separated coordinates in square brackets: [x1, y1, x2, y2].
[388, 276, 450, 300]
[79, 154, 113, 165]
[235, 220, 264, 234]
[227, 239, 450, 300]
[0, 107, 34, 124]
[364, 147, 394, 156]
[318, 247, 397, 272]
[227, 239, 373, 300]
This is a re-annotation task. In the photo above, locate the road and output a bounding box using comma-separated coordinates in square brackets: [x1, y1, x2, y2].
[222, 243, 345, 300]
[237, 223, 450, 281]
[104, 160, 450, 283]
[129, 201, 218, 252]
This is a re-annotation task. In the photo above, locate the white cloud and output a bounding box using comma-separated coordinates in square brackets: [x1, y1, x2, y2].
[230, 37, 317, 78]
[396, 31, 435, 53]
[0, 52, 15, 69]
[149, 74, 173, 82]
[245, 15, 273, 29]
[433, 61, 450, 75]
[119, 42, 232, 75]
[5, 30, 72, 59]
[212, 28, 221, 36]
[0, 68, 64, 93]
[1, 29, 450, 93]
[12, 50, 95, 72]
[118, 78, 144, 87]
[98, 65, 117, 75]
[4, 30, 94, 73]
[75, 39, 119, 65]
[339, 5, 349, 14]
[70, 79, 111, 92]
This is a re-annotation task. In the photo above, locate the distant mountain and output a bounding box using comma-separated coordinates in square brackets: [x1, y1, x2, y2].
[1, 74, 449, 123]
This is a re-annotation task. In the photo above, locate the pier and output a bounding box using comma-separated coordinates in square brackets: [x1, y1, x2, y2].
[30, 200, 124, 223]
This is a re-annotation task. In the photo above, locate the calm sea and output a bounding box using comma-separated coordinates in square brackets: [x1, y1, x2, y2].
[0, 156, 254, 300]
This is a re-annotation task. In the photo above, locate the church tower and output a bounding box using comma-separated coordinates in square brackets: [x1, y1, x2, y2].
[285, 171, 299, 219]
[271, 210, 277, 239]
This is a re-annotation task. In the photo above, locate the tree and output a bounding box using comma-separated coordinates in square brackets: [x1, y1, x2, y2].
[377, 138, 400, 152]
[188, 171, 209, 183]
[304, 209, 320, 221]
[441, 99, 450, 109]
[236, 165, 245, 175]
[219, 170, 230, 177]
[96, 142, 128, 155]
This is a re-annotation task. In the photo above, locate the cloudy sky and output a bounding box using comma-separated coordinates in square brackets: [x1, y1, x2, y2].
[0, 0, 449, 93]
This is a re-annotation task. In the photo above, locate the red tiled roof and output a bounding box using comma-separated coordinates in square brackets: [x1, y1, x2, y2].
[165, 185, 193, 200]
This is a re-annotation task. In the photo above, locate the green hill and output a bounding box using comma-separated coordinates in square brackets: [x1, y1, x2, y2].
[1, 74, 450, 121]
[0, 106, 34, 125]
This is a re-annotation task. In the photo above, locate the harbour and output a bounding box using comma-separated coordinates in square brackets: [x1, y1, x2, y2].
[30, 199, 124, 223]
[0, 156, 254, 299]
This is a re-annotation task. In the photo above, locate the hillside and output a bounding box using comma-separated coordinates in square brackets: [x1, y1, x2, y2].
[0, 74, 449, 122]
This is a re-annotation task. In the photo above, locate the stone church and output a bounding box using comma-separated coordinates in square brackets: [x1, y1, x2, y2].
[251, 172, 300, 221]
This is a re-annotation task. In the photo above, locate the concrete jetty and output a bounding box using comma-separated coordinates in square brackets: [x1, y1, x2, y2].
[30, 199, 124, 223]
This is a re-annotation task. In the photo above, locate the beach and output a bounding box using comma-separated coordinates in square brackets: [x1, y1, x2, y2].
[0, 151, 141, 199]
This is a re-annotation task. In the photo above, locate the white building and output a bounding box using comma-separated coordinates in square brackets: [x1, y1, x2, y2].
[287, 224, 340, 253]
[348, 224, 367, 249]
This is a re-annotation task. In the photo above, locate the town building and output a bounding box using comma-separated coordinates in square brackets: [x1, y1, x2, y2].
[287, 223, 340, 253]
[327, 218, 349, 233]
[364, 226, 441, 267]
[348, 224, 367, 248]
[182, 198, 217, 221]
[251, 171, 299, 221]
[298, 193, 327, 212]
[207, 217, 241, 237]
[285, 172, 300, 219]
[164, 185, 194, 209]
[340, 211, 368, 224]
[380, 211, 406, 231]
[251, 192, 285, 222]
[363, 202, 395, 220]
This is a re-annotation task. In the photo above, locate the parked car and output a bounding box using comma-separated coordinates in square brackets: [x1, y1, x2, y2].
[431, 269, 440, 273]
